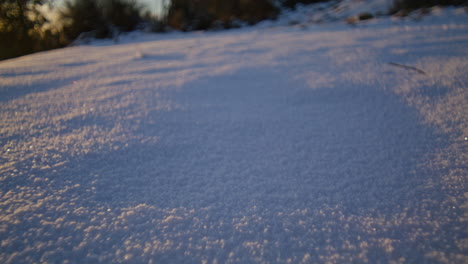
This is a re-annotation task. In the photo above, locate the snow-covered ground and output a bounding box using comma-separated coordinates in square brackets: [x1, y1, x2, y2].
[1, 4, 467, 264]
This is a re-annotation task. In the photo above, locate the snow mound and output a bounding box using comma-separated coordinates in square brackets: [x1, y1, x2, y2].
[0, 2, 467, 264]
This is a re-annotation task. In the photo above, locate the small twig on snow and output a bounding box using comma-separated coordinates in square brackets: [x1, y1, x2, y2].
[388, 62, 427, 75]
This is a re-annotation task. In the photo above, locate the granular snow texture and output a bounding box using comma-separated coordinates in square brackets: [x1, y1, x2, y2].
[1, 15, 467, 263]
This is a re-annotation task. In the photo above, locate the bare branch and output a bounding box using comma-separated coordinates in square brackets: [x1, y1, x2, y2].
[388, 62, 427, 75]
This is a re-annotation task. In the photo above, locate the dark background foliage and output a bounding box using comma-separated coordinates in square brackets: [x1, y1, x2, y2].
[281, 0, 331, 9]
[0, 0, 143, 60]
[166, 0, 279, 31]
[391, 0, 467, 13]
[1, 0, 467, 61]
[60, 0, 143, 41]
[0, 0, 51, 60]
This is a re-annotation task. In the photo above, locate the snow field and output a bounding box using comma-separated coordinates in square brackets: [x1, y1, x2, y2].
[0, 12, 467, 263]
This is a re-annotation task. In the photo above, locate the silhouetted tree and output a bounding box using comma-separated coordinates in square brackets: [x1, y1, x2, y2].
[167, 0, 278, 31]
[61, 0, 108, 40]
[0, 0, 49, 60]
[60, 0, 143, 42]
[101, 0, 142, 31]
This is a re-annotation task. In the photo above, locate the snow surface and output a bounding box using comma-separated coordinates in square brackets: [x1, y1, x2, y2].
[1, 5, 467, 264]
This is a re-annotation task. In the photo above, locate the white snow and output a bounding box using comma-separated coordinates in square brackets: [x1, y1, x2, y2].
[0, 3, 467, 264]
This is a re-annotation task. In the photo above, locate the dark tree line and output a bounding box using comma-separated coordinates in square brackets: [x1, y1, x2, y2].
[1, 0, 466, 61]
[166, 0, 279, 31]
[0, 0, 144, 60]
[0, 0, 56, 60]
[1, 0, 275, 60]
[60, 0, 142, 40]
